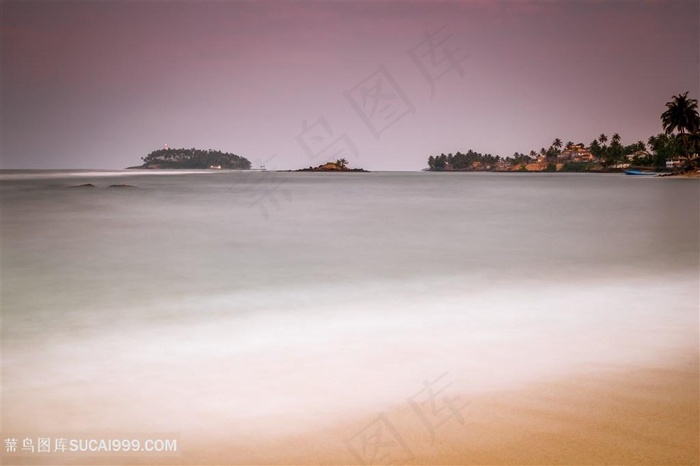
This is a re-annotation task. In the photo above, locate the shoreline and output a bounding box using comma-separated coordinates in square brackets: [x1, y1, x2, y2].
[185, 353, 700, 465]
[33, 352, 697, 465]
[670, 171, 700, 178]
[425, 168, 700, 178]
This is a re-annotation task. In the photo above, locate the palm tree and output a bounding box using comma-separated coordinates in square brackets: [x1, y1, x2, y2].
[552, 138, 562, 149]
[335, 158, 348, 169]
[662, 92, 700, 155]
[588, 139, 603, 160]
[598, 134, 608, 146]
[688, 132, 700, 157]
[611, 133, 621, 145]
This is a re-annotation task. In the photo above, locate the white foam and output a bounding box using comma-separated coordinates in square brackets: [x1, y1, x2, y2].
[4, 276, 697, 439]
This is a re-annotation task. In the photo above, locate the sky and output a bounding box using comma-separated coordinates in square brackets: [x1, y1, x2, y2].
[1, 0, 698, 170]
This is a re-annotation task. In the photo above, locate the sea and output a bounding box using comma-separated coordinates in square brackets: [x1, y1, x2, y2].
[1, 170, 698, 442]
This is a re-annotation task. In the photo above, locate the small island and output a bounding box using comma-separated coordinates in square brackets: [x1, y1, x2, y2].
[128, 147, 251, 169]
[295, 158, 369, 172]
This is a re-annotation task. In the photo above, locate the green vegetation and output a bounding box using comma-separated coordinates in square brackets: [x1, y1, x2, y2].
[296, 159, 368, 172]
[134, 148, 251, 169]
[561, 161, 595, 172]
[593, 134, 647, 168]
[427, 92, 700, 172]
[428, 150, 501, 170]
[661, 92, 700, 158]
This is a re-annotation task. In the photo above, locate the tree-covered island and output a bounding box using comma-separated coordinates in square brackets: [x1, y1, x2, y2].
[128, 147, 251, 169]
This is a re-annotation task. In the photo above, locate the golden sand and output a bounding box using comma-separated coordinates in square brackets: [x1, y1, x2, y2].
[8, 354, 697, 465]
[172, 353, 698, 465]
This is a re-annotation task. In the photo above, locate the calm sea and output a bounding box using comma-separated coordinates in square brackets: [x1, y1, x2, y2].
[2, 170, 698, 439]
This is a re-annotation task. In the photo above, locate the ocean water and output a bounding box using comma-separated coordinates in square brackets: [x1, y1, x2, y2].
[1, 170, 698, 441]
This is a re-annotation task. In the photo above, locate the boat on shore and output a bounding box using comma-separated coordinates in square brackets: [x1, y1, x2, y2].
[624, 168, 660, 176]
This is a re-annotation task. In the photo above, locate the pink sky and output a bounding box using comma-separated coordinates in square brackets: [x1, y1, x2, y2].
[1, 1, 698, 170]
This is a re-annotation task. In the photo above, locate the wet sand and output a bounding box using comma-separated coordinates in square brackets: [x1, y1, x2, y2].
[4, 355, 698, 466]
[176, 352, 698, 465]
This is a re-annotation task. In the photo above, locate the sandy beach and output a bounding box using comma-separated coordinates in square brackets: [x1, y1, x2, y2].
[8, 352, 696, 466]
[10, 356, 693, 466]
[172, 352, 697, 465]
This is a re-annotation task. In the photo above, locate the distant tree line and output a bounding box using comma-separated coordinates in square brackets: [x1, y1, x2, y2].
[140, 148, 251, 169]
[427, 91, 700, 171]
[428, 150, 501, 170]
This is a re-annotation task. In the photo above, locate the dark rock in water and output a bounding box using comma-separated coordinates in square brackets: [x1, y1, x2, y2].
[68, 183, 96, 188]
[108, 184, 136, 188]
[295, 162, 370, 172]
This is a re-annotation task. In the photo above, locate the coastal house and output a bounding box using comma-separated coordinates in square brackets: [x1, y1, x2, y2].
[560, 143, 595, 162]
[627, 150, 650, 161]
[495, 160, 510, 171]
[572, 152, 595, 162]
[610, 162, 630, 169]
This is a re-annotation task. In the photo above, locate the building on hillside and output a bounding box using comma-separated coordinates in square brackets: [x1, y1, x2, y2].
[559, 143, 595, 162]
[627, 150, 651, 161]
[495, 160, 510, 171]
